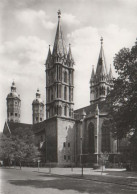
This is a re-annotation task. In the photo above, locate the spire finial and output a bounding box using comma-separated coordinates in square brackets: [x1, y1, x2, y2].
[57, 10, 61, 19]
[12, 80, 15, 86]
[100, 37, 103, 45]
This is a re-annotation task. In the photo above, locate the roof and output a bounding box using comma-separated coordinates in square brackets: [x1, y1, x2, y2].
[7, 92, 20, 99]
[8, 122, 32, 133]
[96, 38, 108, 77]
[3, 122, 33, 135]
[7, 81, 20, 100]
[32, 120, 46, 134]
[32, 89, 44, 105]
[74, 101, 109, 119]
[32, 98, 44, 105]
[52, 11, 67, 57]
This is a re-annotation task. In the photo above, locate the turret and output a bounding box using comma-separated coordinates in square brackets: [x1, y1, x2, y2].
[90, 38, 112, 104]
[32, 89, 44, 124]
[6, 81, 21, 123]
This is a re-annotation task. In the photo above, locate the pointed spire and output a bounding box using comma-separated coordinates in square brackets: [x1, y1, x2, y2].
[52, 10, 67, 57]
[67, 44, 74, 61]
[90, 65, 95, 84]
[91, 65, 95, 78]
[96, 37, 108, 76]
[46, 45, 52, 65]
[109, 64, 113, 80]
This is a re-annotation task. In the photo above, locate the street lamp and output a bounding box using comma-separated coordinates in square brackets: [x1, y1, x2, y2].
[80, 110, 86, 176]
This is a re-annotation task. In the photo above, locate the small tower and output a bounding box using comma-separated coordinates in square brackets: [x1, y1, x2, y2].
[45, 10, 74, 119]
[90, 37, 113, 104]
[32, 89, 44, 124]
[6, 81, 21, 123]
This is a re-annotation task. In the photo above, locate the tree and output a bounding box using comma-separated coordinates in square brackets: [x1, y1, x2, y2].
[0, 133, 15, 166]
[107, 39, 137, 139]
[0, 128, 40, 168]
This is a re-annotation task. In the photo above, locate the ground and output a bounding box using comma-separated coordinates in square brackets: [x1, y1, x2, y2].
[1, 167, 137, 194]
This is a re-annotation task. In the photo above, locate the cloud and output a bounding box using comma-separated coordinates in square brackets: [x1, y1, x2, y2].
[62, 13, 80, 26]
[0, 36, 48, 129]
[15, 9, 56, 30]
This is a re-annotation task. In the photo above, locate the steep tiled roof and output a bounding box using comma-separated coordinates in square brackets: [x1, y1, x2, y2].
[6, 122, 32, 133]
[96, 37, 108, 77]
[52, 10, 67, 57]
[32, 120, 46, 134]
[74, 101, 109, 119]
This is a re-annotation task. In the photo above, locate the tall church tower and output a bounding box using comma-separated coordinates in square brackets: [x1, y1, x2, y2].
[45, 10, 74, 119]
[90, 38, 113, 104]
[6, 81, 21, 123]
[32, 89, 44, 124]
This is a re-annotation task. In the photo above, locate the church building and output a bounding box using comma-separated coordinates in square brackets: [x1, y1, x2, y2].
[3, 11, 118, 166]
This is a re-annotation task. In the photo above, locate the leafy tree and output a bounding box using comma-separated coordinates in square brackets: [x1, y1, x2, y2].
[107, 39, 137, 139]
[0, 128, 40, 168]
[0, 133, 15, 166]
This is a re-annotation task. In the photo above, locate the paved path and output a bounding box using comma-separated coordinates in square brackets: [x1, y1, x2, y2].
[1, 167, 137, 194]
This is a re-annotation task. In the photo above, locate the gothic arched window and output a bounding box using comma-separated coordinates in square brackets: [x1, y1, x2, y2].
[59, 105, 62, 116]
[69, 108, 71, 117]
[88, 122, 95, 154]
[107, 87, 110, 94]
[64, 71, 67, 83]
[59, 66, 62, 81]
[64, 86, 67, 100]
[64, 105, 67, 116]
[101, 120, 110, 153]
[59, 85, 62, 98]
[103, 87, 105, 95]
[51, 88, 53, 100]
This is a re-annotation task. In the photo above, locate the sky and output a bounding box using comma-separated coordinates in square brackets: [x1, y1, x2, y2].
[0, 0, 137, 131]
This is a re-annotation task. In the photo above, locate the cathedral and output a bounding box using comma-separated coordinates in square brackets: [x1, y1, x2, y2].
[3, 11, 118, 166]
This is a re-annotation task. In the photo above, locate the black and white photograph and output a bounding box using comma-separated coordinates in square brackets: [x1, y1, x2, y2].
[0, 0, 137, 193]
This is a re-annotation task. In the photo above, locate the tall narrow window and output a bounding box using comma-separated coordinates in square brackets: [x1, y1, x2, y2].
[101, 120, 110, 153]
[63, 142, 66, 147]
[59, 66, 62, 81]
[59, 85, 62, 98]
[51, 88, 53, 100]
[64, 105, 67, 116]
[88, 122, 95, 154]
[57, 85, 58, 98]
[48, 88, 50, 101]
[57, 65, 58, 80]
[69, 109, 71, 117]
[59, 105, 62, 116]
[71, 89, 73, 101]
[64, 71, 67, 83]
[69, 88, 71, 101]
[69, 72, 71, 84]
[64, 86, 67, 100]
